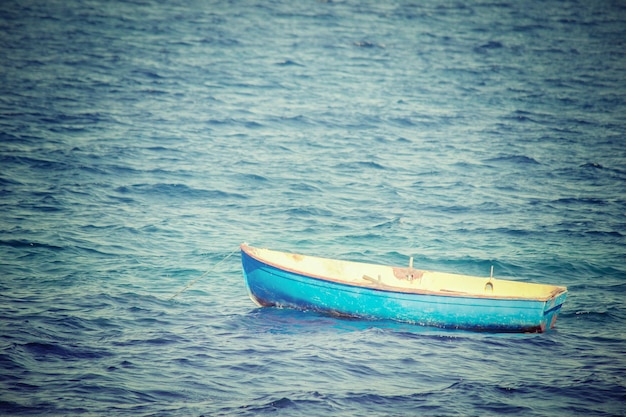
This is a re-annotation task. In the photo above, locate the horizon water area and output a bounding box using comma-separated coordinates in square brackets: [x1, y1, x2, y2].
[1, 0, 625, 416]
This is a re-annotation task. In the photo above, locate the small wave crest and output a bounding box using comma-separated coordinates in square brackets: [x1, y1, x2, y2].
[21, 341, 112, 360]
[114, 184, 247, 200]
[484, 155, 540, 165]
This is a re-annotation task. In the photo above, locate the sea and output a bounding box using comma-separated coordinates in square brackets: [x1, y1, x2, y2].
[1, 0, 625, 415]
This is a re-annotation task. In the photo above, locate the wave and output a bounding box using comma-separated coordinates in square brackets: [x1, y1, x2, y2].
[552, 197, 607, 206]
[353, 40, 385, 48]
[373, 217, 403, 229]
[0, 239, 64, 251]
[0, 154, 70, 171]
[584, 230, 623, 237]
[275, 59, 303, 66]
[484, 155, 540, 165]
[580, 162, 604, 169]
[0, 176, 23, 188]
[334, 161, 386, 170]
[236, 173, 269, 183]
[474, 40, 505, 54]
[21, 341, 112, 360]
[114, 183, 247, 200]
[229, 378, 536, 416]
[280, 206, 334, 218]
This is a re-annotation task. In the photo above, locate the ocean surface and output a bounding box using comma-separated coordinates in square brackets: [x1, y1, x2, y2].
[1, 0, 625, 415]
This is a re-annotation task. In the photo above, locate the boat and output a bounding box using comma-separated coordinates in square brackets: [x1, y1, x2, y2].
[240, 244, 568, 333]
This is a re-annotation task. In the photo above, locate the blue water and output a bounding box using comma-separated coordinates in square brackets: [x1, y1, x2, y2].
[1, 0, 625, 415]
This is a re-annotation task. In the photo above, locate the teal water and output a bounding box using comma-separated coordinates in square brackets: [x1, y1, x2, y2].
[1, 0, 625, 415]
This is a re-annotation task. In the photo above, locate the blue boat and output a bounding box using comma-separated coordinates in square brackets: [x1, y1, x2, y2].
[241, 244, 568, 333]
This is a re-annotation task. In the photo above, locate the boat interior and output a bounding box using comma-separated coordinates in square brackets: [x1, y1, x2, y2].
[243, 245, 567, 300]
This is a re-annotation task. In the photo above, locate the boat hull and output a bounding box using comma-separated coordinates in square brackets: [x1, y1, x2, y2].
[241, 246, 567, 333]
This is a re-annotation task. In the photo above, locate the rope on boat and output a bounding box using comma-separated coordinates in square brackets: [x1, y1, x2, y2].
[168, 246, 240, 301]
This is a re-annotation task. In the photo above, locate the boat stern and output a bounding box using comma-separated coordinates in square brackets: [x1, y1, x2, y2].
[541, 287, 568, 331]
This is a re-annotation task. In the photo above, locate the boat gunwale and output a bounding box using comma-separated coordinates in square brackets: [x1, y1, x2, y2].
[241, 244, 567, 302]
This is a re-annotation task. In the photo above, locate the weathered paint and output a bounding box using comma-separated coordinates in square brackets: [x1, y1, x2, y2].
[241, 244, 568, 333]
